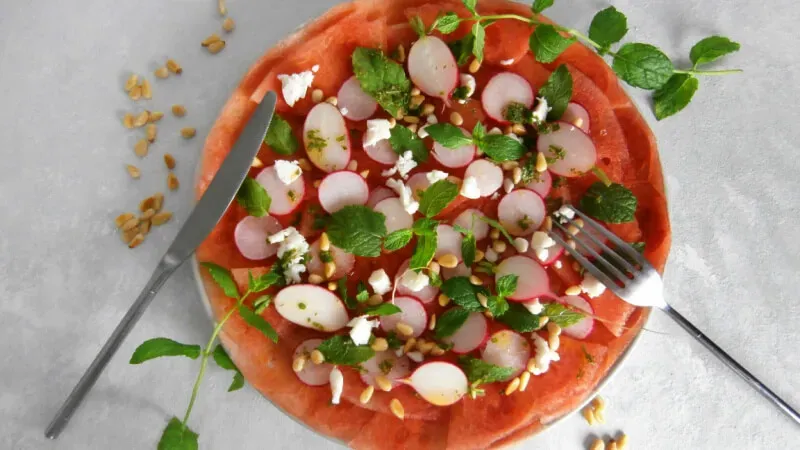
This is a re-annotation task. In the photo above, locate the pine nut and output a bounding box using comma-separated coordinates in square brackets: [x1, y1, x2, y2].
[574, 218, 585, 228]
[468, 58, 481, 73]
[427, 261, 440, 274]
[218, 0, 227, 15]
[402, 337, 417, 354]
[438, 294, 451, 307]
[115, 213, 136, 228]
[469, 275, 483, 286]
[437, 254, 458, 268]
[124, 74, 139, 92]
[297, 158, 312, 171]
[403, 115, 420, 124]
[396, 44, 406, 63]
[319, 232, 331, 251]
[410, 87, 421, 96]
[490, 229, 500, 240]
[121, 217, 140, 231]
[251, 157, 263, 168]
[122, 113, 134, 128]
[292, 355, 306, 372]
[548, 333, 560, 351]
[484, 310, 494, 319]
[535, 152, 548, 172]
[126, 165, 141, 179]
[388, 117, 397, 128]
[222, 17, 235, 32]
[154, 66, 169, 79]
[128, 85, 142, 101]
[122, 227, 139, 244]
[327, 281, 337, 291]
[541, 216, 553, 232]
[519, 371, 531, 392]
[140, 196, 155, 212]
[375, 374, 393, 392]
[172, 104, 187, 117]
[565, 285, 582, 296]
[430, 345, 445, 356]
[164, 153, 176, 170]
[133, 111, 150, 128]
[166, 59, 182, 74]
[308, 274, 324, 284]
[141, 79, 152, 99]
[310, 349, 325, 365]
[511, 123, 526, 135]
[311, 89, 324, 103]
[134, 139, 148, 157]
[607, 442, 618, 450]
[418, 341, 435, 355]
[428, 314, 436, 331]
[347, 160, 358, 171]
[537, 315, 550, 330]
[589, 438, 605, 450]
[503, 125, 514, 135]
[410, 94, 425, 107]
[371, 337, 388, 352]
[167, 173, 179, 191]
[616, 434, 628, 450]
[139, 220, 151, 235]
[407, 124, 418, 133]
[594, 408, 605, 424]
[477, 293, 488, 308]
[421, 104, 435, 115]
[396, 322, 414, 337]
[181, 127, 197, 139]
[592, 396, 606, 412]
[492, 240, 507, 253]
[325, 96, 338, 106]
[128, 233, 145, 248]
[153, 193, 164, 211]
[207, 40, 226, 54]
[474, 249, 485, 262]
[151, 212, 172, 226]
[449, 111, 464, 126]
[567, 224, 580, 235]
[149, 111, 164, 123]
[501, 161, 518, 170]
[146, 124, 157, 142]
[323, 262, 336, 279]
[581, 405, 596, 425]
[389, 398, 404, 419]
[359, 385, 374, 404]
[527, 357, 537, 373]
[367, 294, 383, 305]
[504, 377, 521, 395]
[547, 322, 562, 336]
[360, 169, 370, 179]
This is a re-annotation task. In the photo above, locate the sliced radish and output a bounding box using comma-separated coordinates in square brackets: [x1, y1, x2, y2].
[561, 102, 590, 133]
[306, 238, 355, 279]
[481, 72, 534, 123]
[293, 339, 333, 386]
[481, 330, 531, 377]
[274, 284, 349, 332]
[432, 128, 476, 168]
[463, 159, 503, 198]
[363, 137, 398, 166]
[337, 76, 378, 121]
[233, 215, 282, 260]
[495, 255, 550, 301]
[303, 102, 351, 173]
[396, 259, 439, 304]
[524, 169, 552, 199]
[373, 197, 413, 233]
[558, 295, 595, 339]
[360, 350, 411, 388]
[318, 171, 369, 213]
[453, 209, 490, 240]
[497, 189, 546, 236]
[405, 362, 468, 406]
[442, 312, 488, 354]
[367, 186, 396, 209]
[380, 296, 428, 338]
[406, 172, 431, 201]
[255, 166, 305, 215]
[537, 122, 597, 177]
[441, 262, 471, 280]
[435, 224, 463, 261]
[407, 36, 459, 102]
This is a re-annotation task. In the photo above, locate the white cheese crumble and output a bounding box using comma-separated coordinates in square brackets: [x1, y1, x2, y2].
[311, 64, 320, 73]
[554, 205, 576, 223]
[330, 366, 343, 404]
[485, 248, 498, 263]
[513, 237, 529, 253]
[426, 170, 449, 184]
[503, 178, 514, 194]
[277, 70, 315, 107]
[530, 231, 556, 262]
[407, 351, 424, 363]
[381, 150, 417, 179]
[418, 126, 429, 139]
[339, 107, 349, 116]
[426, 114, 438, 124]
[400, 270, 430, 292]
[580, 272, 607, 298]
[529, 334, 560, 376]
[500, 58, 515, 66]
[386, 178, 420, 215]
[365, 119, 392, 147]
[347, 315, 380, 346]
[554, 260, 563, 269]
[274, 160, 302, 185]
[460, 176, 481, 199]
[532, 97, 551, 124]
[268, 227, 309, 283]
[457, 74, 476, 104]
[524, 298, 544, 315]
[368, 269, 392, 295]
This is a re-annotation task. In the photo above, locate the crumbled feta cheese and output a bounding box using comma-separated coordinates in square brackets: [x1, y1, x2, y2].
[554, 205, 575, 223]
[365, 119, 392, 147]
[381, 150, 417, 179]
[369, 269, 392, 295]
[330, 366, 343, 404]
[386, 178, 420, 214]
[395, 348, 405, 357]
[554, 260, 563, 269]
[513, 237, 529, 253]
[458, 74, 476, 104]
[503, 178, 514, 194]
[426, 114, 438, 124]
[488, 127, 502, 135]
[426, 170, 449, 184]
[460, 176, 481, 199]
[485, 248, 498, 263]
[524, 298, 543, 315]
[348, 315, 380, 346]
[418, 126, 429, 139]
[530, 231, 556, 262]
[500, 58, 515, 66]
[268, 227, 309, 284]
[339, 107, 349, 116]
[311, 64, 320, 73]
[529, 334, 560, 376]
[580, 272, 606, 298]
[277, 70, 315, 107]
[506, 132, 523, 144]
[407, 351, 424, 363]
[400, 270, 430, 292]
[274, 160, 303, 185]
[531, 97, 551, 124]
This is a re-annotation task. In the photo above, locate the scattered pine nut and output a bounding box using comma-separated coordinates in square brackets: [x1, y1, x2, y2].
[438, 294, 451, 307]
[126, 164, 141, 179]
[437, 254, 458, 269]
[141, 79, 152, 99]
[122, 113, 134, 129]
[490, 229, 500, 240]
[180, 127, 197, 139]
[407, 123, 418, 133]
[128, 233, 145, 248]
[128, 85, 142, 101]
[503, 125, 514, 135]
[519, 371, 531, 392]
[370, 337, 388, 352]
[581, 405, 597, 425]
[115, 213, 135, 228]
[421, 103, 435, 115]
[172, 104, 186, 117]
[124, 74, 139, 92]
[565, 285, 582, 296]
[548, 333, 560, 351]
[389, 398, 404, 420]
[616, 434, 628, 450]
[504, 377, 521, 395]
[292, 355, 306, 372]
[606, 442, 618, 450]
[311, 89, 324, 103]
[418, 341, 435, 355]
[592, 395, 606, 413]
[547, 322, 562, 337]
[151, 211, 173, 226]
[526, 357, 538, 373]
[250, 157, 264, 168]
[396, 322, 414, 337]
[410, 94, 425, 107]
[430, 345, 446, 356]
[319, 232, 331, 251]
[410, 87, 421, 96]
[427, 261, 440, 274]
[449, 111, 464, 126]
[589, 438, 605, 450]
[222, 17, 235, 33]
[402, 337, 416, 354]
[477, 293, 489, 308]
[139, 196, 155, 212]
[139, 220, 151, 235]
[535, 152, 548, 172]
[468, 58, 482, 73]
[217, 0, 227, 15]
[166, 59, 182, 74]
[164, 153, 176, 170]
[296, 158, 312, 171]
[346, 160, 358, 171]
[541, 216, 553, 232]
[313, 180, 322, 189]
[428, 313, 436, 331]
[146, 124, 157, 142]
[492, 239, 507, 253]
[154, 66, 169, 79]
[474, 249, 485, 262]
[403, 115, 420, 124]
[308, 274, 324, 284]
[360, 169, 370, 179]
[140, 208, 156, 221]
[327, 281, 337, 291]
[207, 40, 226, 54]
[325, 96, 338, 106]
[310, 349, 325, 365]
[375, 374, 393, 392]
[149, 111, 164, 123]
[153, 192, 164, 211]
[512, 167, 522, 184]
[483, 310, 494, 319]
[567, 224, 581, 235]
[133, 111, 150, 128]
[367, 293, 383, 306]
[201, 33, 222, 47]
[134, 139, 149, 158]
[121, 228, 139, 244]
[323, 261, 336, 279]
[396, 44, 406, 63]
[359, 386, 374, 404]
[469, 275, 483, 286]
[388, 117, 397, 128]
[574, 218, 585, 228]
[167, 172, 179, 190]
[511, 123, 526, 135]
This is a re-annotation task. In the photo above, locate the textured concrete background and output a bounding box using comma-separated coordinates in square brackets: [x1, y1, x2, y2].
[1, 0, 799, 448]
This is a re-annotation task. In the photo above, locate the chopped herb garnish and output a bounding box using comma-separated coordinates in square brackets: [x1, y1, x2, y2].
[503, 102, 532, 124]
[305, 129, 327, 152]
[378, 359, 394, 375]
[319, 250, 334, 263]
[452, 85, 470, 101]
[537, 64, 573, 120]
[545, 145, 566, 164]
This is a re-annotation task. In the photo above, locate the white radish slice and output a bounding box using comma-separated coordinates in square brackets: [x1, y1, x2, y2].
[406, 173, 431, 201]
[337, 76, 378, 121]
[380, 295, 428, 338]
[442, 312, 488, 354]
[360, 350, 411, 388]
[434, 224, 463, 261]
[274, 284, 349, 332]
[561, 102, 591, 133]
[306, 238, 355, 279]
[293, 339, 333, 386]
[495, 255, 550, 301]
[537, 122, 597, 177]
[255, 166, 306, 215]
[481, 330, 531, 377]
[233, 215, 282, 260]
[318, 171, 369, 213]
[524, 170, 552, 199]
[373, 197, 413, 233]
[497, 189, 546, 236]
[303, 102, 351, 173]
[453, 209, 490, 240]
[367, 187, 396, 209]
[441, 262, 471, 280]
[406, 362, 468, 406]
[432, 128, 476, 168]
[463, 159, 503, 198]
[407, 36, 459, 102]
[396, 259, 439, 304]
[363, 137, 398, 166]
[558, 295, 595, 339]
[481, 72, 534, 123]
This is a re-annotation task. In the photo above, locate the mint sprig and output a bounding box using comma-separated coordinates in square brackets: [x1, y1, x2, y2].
[363, 303, 402, 316]
[541, 303, 585, 327]
[458, 355, 514, 398]
[317, 335, 375, 366]
[441, 276, 485, 312]
[419, 180, 459, 218]
[538, 64, 573, 120]
[326, 205, 387, 257]
[352, 47, 411, 116]
[212, 345, 245, 392]
[434, 306, 471, 338]
[389, 125, 428, 162]
[236, 177, 272, 218]
[588, 6, 628, 53]
[384, 229, 414, 251]
[158, 417, 198, 450]
[426, 122, 525, 162]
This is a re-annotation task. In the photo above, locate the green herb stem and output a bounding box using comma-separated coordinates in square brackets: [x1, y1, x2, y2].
[591, 166, 612, 187]
[674, 68, 743, 76]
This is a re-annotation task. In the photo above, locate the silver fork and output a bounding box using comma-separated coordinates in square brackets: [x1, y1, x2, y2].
[548, 205, 800, 426]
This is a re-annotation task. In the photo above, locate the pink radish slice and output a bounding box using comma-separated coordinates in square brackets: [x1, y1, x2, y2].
[441, 262, 471, 280]
[337, 76, 378, 121]
[537, 122, 597, 177]
[434, 224, 463, 261]
[303, 102, 351, 173]
[432, 129, 476, 168]
[233, 215, 282, 260]
[306, 238, 355, 279]
[523, 170, 552, 199]
[396, 259, 439, 303]
[360, 350, 411, 388]
[255, 166, 306, 215]
[363, 137, 398, 166]
[481, 330, 531, 377]
[318, 171, 369, 213]
[453, 209, 490, 240]
[561, 102, 590, 133]
[497, 189, 546, 236]
[481, 72, 534, 123]
[373, 197, 413, 233]
[274, 284, 349, 332]
[442, 312, 488, 354]
[495, 255, 550, 301]
[406, 362, 468, 406]
[293, 339, 332, 386]
[463, 159, 503, 198]
[406, 173, 431, 201]
[367, 187, 395, 208]
[558, 295, 595, 339]
[380, 296, 428, 338]
[407, 36, 459, 102]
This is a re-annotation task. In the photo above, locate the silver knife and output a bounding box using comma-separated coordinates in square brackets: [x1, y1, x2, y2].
[45, 91, 278, 439]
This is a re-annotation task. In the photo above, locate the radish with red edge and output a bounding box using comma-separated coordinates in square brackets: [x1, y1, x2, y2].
[495, 255, 550, 301]
[306, 238, 355, 279]
[405, 362, 468, 406]
[481, 72, 534, 123]
[561, 102, 590, 133]
[293, 339, 332, 386]
[441, 262, 471, 280]
[406, 173, 431, 201]
[434, 224, 463, 261]
[337, 76, 378, 121]
[274, 284, 349, 332]
[366, 186, 395, 208]
[463, 159, 503, 198]
[233, 215, 282, 260]
[537, 122, 597, 177]
[318, 171, 369, 213]
[380, 296, 427, 338]
[497, 189, 546, 236]
[453, 208, 490, 240]
[360, 350, 411, 388]
[407, 36, 458, 102]
[523, 170, 552, 199]
[396, 259, 439, 303]
[303, 102, 351, 173]
[481, 330, 531, 377]
[442, 312, 488, 354]
[363, 136, 398, 166]
[558, 295, 595, 339]
[255, 165, 305, 216]
[373, 197, 413, 233]
[432, 128, 476, 168]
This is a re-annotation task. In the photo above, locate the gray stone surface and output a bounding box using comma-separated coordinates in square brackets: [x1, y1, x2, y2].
[1, 0, 799, 448]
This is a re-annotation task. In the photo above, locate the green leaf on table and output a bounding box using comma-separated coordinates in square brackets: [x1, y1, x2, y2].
[435, 306, 471, 338]
[158, 417, 198, 450]
[477, 135, 526, 162]
[212, 344, 245, 392]
[497, 302, 541, 332]
[238, 305, 279, 343]
[317, 335, 375, 366]
[410, 233, 438, 270]
[449, 32, 476, 66]
[461, 233, 476, 267]
[472, 22, 486, 61]
[235, 177, 271, 218]
[200, 262, 239, 299]
[419, 180, 459, 218]
[538, 64, 573, 120]
[363, 303, 403, 316]
[130, 338, 201, 364]
[579, 182, 637, 223]
[413, 217, 439, 236]
[531, 0, 554, 14]
[436, 12, 461, 34]
[425, 123, 474, 149]
[441, 276, 483, 312]
[352, 47, 411, 116]
[612, 43, 674, 90]
[588, 6, 628, 53]
[326, 205, 387, 257]
[264, 114, 298, 156]
[529, 24, 575, 64]
[389, 124, 429, 162]
[541, 303, 585, 327]
[653, 73, 699, 120]
[385, 229, 414, 251]
[690, 36, 740, 68]
[495, 274, 519, 298]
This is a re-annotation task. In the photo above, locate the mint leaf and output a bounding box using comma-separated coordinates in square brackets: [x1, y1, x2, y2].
[472, 122, 486, 141]
[410, 233, 437, 270]
[158, 417, 198, 450]
[212, 344, 245, 392]
[458, 355, 514, 385]
[653, 73, 699, 120]
[441, 276, 483, 312]
[264, 114, 298, 155]
[385, 331, 404, 349]
[238, 305, 278, 343]
[435, 307, 470, 338]
[356, 282, 369, 303]
[327, 205, 387, 257]
[690, 36, 740, 68]
[538, 64, 573, 120]
[385, 229, 414, 251]
[449, 33, 476, 66]
[452, 86, 470, 101]
[478, 216, 514, 243]
[588, 6, 628, 52]
[200, 262, 239, 298]
[463, 0, 478, 15]
[130, 338, 201, 364]
[631, 241, 646, 253]
[252, 294, 272, 314]
[419, 180, 459, 218]
[478, 135, 526, 162]
[410, 15, 426, 38]
[541, 303, 585, 327]
[461, 233, 476, 267]
[317, 335, 375, 366]
[497, 302, 540, 332]
[496, 274, 518, 298]
[612, 43, 673, 90]
[236, 177, 271, 217]
[531, 0, 554, 14]
[429, 270, 442, 288]
[413, 217, 439, 235]
[249, 265, 283, 292]
[337, 276, 357, 310]
[529, 24, 575, 64]
[363, 303, 402, 316]
[352, 47, 411, 116]
[389, 125, 428, 162]
[487, 295, 509, 317]
[436, 12, 461, 34]
[579, 182, 637, 223]
[472, 23, 486, 62]
[475, 260, 496, 275]
[425, 123, 473, 149]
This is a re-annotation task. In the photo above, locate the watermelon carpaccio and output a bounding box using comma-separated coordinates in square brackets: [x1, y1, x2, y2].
[196, 0, 671, 448]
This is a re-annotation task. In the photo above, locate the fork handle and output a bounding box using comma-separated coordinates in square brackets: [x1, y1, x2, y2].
[662, 304, 800, 425]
